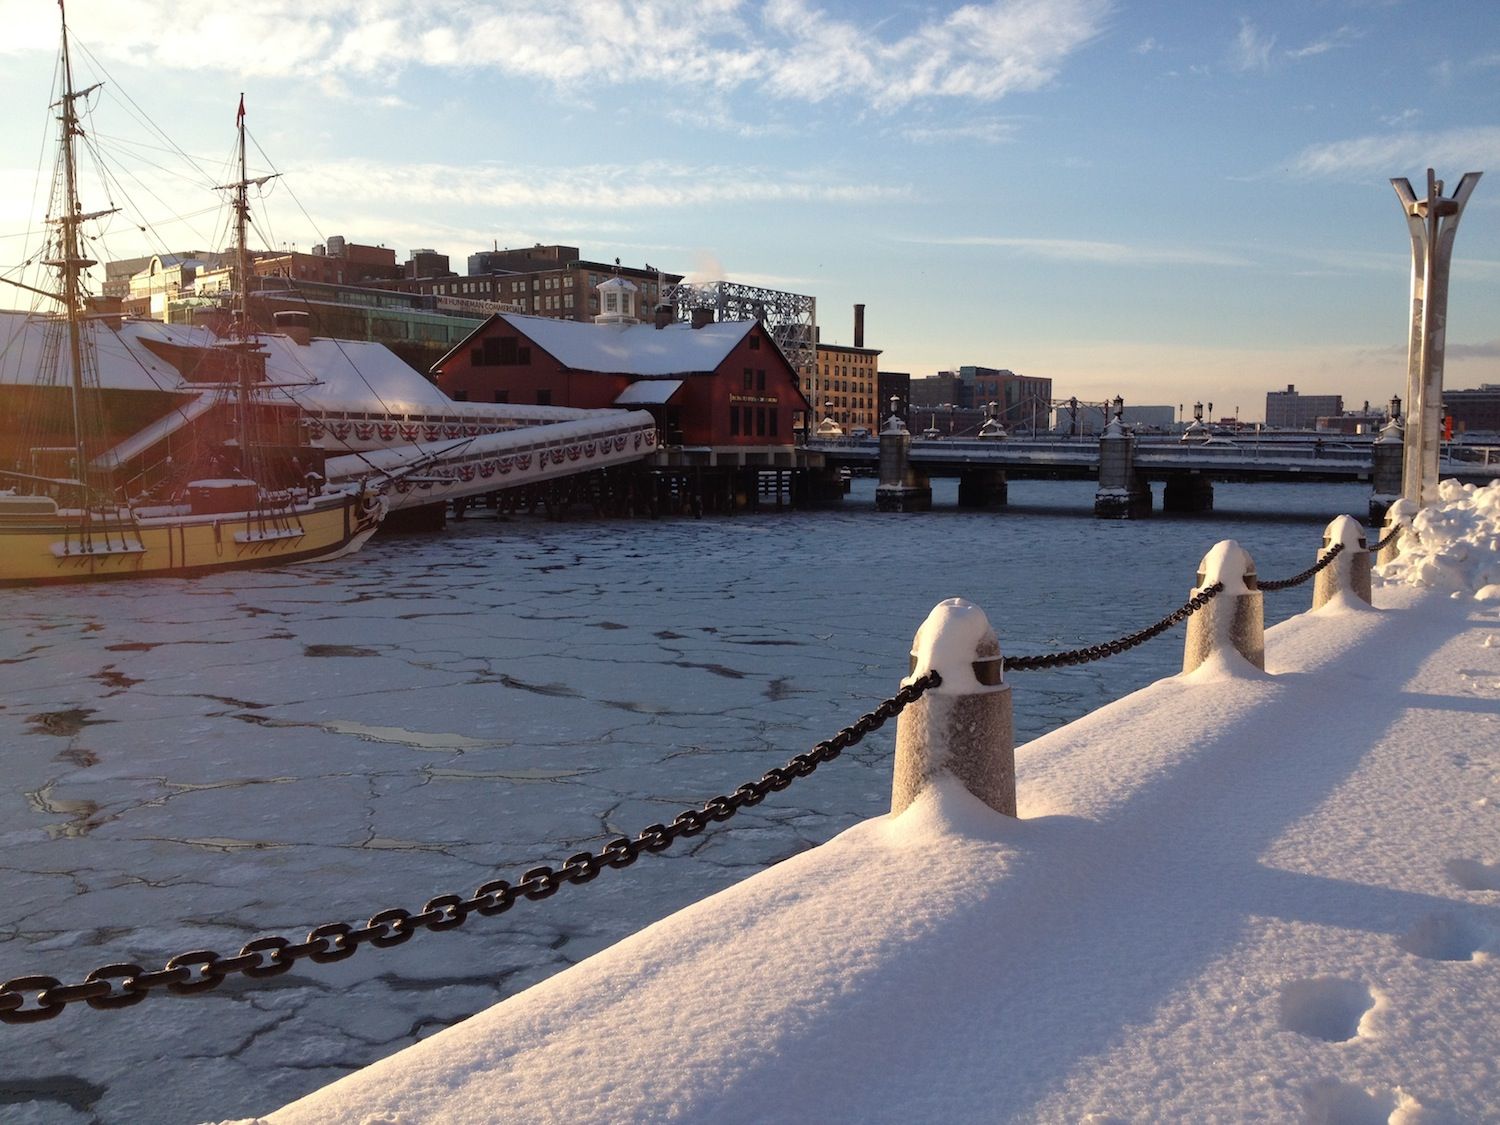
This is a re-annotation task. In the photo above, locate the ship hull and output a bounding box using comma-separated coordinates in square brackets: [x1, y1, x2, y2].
[0, 491, 385, 586]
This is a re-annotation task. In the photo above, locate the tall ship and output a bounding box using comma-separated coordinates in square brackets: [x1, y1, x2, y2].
[0, 5, 386, 586]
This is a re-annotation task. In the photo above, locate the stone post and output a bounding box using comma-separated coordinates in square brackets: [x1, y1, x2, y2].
[1183, 540, 1265, 674]
[1369, 416, 1404, 523]
[1312, 515, 1372, 610]
[1391, 168, 1482, 508]
[1377, 498, 1418, 567]
[1094, 415, 1151, 519]
[892, 598, 1014, 817]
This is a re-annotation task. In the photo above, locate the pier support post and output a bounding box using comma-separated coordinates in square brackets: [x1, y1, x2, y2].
[876, 408, 931, 512]
[892, 598, 1014, 817]
[1183, 540, 1264, 674]
[1163, 472, 1214, 514]
[1312, 515, 1372, 610]
[1369, 416, 1404, 524]
[957, 467, 1008, 510]
[1376, 498, 1418, 567]
[1094, 413, 1151, 519]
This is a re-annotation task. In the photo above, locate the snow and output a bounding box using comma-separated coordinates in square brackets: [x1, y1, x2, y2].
[906, 597, 1004, 693]
[1380, 479, 1500, 595]
[256, 486, 1500, 1125]
[498, 311, 755, 376]
[613, 379, 684, 405]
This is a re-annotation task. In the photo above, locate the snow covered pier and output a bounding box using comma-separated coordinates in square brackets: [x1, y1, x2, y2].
[259, 483, 1500, 1124]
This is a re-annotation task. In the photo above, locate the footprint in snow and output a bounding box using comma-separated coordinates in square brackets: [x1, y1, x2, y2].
[1397, 912, 1491, 961]
[1278, 977, 1378, 1042]
[1300, 1078, 1429, 1125]
[1445, 857, 1500, 892]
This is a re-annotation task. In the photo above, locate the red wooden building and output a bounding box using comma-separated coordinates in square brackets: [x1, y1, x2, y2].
[432, 281, 809, 453]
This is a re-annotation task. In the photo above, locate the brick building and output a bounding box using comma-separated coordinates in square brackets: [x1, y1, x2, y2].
[1265, 384, 1343, 430]
[432, 279, 809, 450]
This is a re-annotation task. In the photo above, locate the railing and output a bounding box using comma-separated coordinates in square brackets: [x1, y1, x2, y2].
[0, 510, 1407, 1026]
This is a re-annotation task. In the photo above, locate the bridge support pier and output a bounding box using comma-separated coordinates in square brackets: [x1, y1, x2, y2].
[1163, 473, 1213, 514]
[1094, 415, 1151, 519]
[957, 467, 1008, 510]
[1368, 418, 1404, 524]
[876, 418, 931, 512]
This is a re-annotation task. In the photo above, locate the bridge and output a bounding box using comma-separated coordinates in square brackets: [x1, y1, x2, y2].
[807, 431, 1500, 518]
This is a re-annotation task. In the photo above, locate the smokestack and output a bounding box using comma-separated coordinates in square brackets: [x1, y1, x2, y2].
[690, 307, 714, 330]
[854, 303, 865, 349]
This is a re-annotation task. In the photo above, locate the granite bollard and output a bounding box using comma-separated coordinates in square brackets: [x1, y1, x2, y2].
[1182, 540, 1264, 674]
[892, 598, 1015, 817]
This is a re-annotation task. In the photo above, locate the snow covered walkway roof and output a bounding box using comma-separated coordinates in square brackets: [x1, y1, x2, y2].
[263, 489, 1500, 1125]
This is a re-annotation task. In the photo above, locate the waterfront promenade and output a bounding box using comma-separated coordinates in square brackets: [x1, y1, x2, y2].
[0, 479, 1491, 1122]
[265, 576, 1500, 1123]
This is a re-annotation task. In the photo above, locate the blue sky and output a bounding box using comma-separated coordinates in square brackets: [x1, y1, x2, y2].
[2, 0, 1498, 421]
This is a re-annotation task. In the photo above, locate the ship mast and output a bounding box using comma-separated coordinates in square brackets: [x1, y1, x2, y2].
[48, 2, 114, 502]
[225, 94, 277, 475]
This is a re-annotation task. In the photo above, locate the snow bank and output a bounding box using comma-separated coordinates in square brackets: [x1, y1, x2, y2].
[1379, 478, 1500, 597]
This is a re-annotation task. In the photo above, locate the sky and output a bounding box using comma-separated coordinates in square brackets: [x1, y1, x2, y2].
[2, 0, 1499, 422]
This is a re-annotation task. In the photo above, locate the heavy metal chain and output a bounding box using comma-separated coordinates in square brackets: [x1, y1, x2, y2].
[1004, 582, 1225, 671]
[1369, 526, 1400, 553]
[0, 672, 940, 1025]
[1258, 541, 1344, 591]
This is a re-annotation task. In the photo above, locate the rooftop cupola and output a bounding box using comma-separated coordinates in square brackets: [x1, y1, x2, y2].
[594, 275, 640, 326]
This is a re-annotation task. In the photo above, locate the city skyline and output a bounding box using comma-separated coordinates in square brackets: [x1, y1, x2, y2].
[1, 0, 1498, 422]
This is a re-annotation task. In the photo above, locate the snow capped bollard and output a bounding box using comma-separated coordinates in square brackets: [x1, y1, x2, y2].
[1182, 540, 1264, 674]
[891, 598, 1015, 818]
[1312, 515, 1372, 610]
[1377, 498, 1418, 568]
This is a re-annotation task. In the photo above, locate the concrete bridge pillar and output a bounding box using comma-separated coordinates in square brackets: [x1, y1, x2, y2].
[1312, 515, 1372, 610]
[1163, 472, 1214, 514]
[1183, 540, 1264, 674]
[876, 412, 931, 512]
[1369, 417, 1404, 523]
[1094, 415, 1152, 519]
[892, 598, 1014, 818]
[957, 467, 1008, 510]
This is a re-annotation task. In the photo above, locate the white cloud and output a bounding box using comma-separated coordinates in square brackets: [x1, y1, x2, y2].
[291, 158, 910, 211]
[1285, 25, 1360, 61]
[912, 234, 1251, 268]
[898, 119, 1018, 145]
[1288, 127, 1500, 179]
[5, 0, 1109, 110]
[1230, 17, 1275, 73]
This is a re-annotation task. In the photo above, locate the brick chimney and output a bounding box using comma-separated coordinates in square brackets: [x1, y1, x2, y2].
[86, 295, 124, 330]
[854, 303, 865, 349]
[654, 303, 673, 330]
[273, 310, 313, 346]
[690, 307, 714, 330]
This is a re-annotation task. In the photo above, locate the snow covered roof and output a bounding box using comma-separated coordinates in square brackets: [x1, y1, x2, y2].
[0, 309, 459, 412]
[483, 312, 758, 377]
[613, 379, 683, 405]
[265, 483, 1500, 1123]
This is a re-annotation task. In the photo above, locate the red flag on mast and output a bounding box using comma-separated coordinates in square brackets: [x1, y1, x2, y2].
[236, 94, 245, 125]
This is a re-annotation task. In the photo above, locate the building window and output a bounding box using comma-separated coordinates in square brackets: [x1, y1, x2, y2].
[452, 389, 469, 402]
[769, 408, 778, 437]
[493, 390, 510, 403]
[743, 368, 753, 391]
[536, 389, 552, 406]
[756, 408, 766, 437]
[730, 405, 740, 436]
[756, 369, 765, 392]
[750, 334, 760, 350]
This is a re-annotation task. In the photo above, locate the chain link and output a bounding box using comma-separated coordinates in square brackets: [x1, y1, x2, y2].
[1369, 526, 1400, 553]
[1004, 582, 1225, 671]
[1258, 541, 1344, 591]
[0, 672, 939, 1025]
